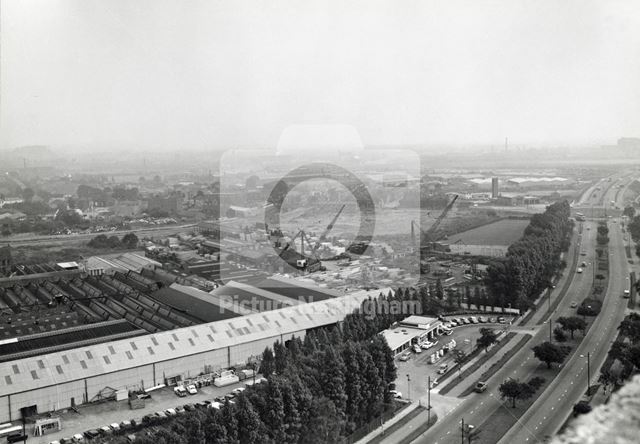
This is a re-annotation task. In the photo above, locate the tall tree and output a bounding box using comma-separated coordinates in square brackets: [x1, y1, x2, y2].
[557, 316, 587, 339]
[498, 379, 534, 408]
[259, 347, 275, 378]
[532, 342, 569, 369]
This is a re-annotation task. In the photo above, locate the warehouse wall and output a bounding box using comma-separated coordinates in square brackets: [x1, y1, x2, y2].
[0, 330, 309, 422]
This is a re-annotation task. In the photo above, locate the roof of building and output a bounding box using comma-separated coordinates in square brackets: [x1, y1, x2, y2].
[381, 325, 427, 351]
[86, 252, 161, 273]
[0, 287, 389, 396]
[401, 315, 439, 329]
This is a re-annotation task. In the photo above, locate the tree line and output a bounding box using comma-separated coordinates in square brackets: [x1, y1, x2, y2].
[484, 200, 572, 311]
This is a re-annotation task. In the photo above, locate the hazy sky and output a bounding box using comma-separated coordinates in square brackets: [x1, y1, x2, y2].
[1, 0, 639, 150]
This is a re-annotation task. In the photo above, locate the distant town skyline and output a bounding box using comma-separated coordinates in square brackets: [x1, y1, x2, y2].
[1, 0, 640, 150]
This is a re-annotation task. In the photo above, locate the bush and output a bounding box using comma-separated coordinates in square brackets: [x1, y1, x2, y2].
[573, 401, 592, 416]
[553, 327, 567, 342]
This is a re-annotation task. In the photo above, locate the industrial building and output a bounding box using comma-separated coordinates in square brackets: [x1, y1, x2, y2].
[0, 286, 385, 423]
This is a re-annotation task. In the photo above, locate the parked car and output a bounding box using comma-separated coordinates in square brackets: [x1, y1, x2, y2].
[154, 411, 167, 418]
[174, 386, 187, 397]
[624, 290, 631, 298]
[183, 404, 196, 411]
[449, 319, 458, 326]
[497, 316, 506, 324]
[73, 434, 85, 442]
[444, 328, 453, 335]
[412, 344, 422, 353]
[399, 353, 411, 361]
[421, 341, 434, 350]
[84, 430, 100, 440]
[438, 363, 449, 374]
[99, 426, 112, 435]
[390, 390, 402, 399]
[232, 387, 246, 394]
[165, 408, 177, 416]
[570, 301, 578, 308]
[126, 435, 137, 443]
[474, 381, 488, 393]
[210, 401, 223, 409]
[109, 423, 120, 432]
[120, 420, 132, 430]
[187, 384, 198, 395]
[175, 406, 186, 414]
[478, 316, 487, 323]
[470, 317, 479, 324]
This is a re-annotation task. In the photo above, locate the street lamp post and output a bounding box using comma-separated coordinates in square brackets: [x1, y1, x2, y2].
[580, 352, 591, 396]
[406, 374, 411, 401]
[427, 376, 431, 426]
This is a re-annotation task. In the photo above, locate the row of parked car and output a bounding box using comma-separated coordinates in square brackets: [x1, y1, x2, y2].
[49, 377, 268, 444]
[49, 420, 136, 444]
[444, 315, 507, 327]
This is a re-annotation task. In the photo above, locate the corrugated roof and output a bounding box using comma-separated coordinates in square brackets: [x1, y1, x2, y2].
[0, 288, 389, 396]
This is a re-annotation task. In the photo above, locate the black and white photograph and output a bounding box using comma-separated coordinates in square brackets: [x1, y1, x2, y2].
[0, 1, 639, 443]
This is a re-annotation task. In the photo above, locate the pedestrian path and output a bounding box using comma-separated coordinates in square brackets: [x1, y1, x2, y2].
[354, 402, 419, 444]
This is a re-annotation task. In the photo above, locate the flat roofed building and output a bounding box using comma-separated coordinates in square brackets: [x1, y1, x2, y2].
[381, 315, 442, 356]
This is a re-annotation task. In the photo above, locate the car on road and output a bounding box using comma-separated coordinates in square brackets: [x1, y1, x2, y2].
[577, 267, 583, 273]
[390, 390, 403, 399]
[398, 353, 411, 361]
[474, 381, 488, 393]
[570, 301, 578, 308]
[624, 290, 630, 298]
[187, 384, 198, 395]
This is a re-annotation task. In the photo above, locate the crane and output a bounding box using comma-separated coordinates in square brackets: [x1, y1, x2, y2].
[412, 194, 459, 248]
[312, 204, 346, 254]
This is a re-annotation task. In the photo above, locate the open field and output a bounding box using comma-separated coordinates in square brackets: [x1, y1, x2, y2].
[445, 219, 529, 246]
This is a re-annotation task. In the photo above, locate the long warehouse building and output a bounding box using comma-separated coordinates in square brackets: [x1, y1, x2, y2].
[0, 287, 388, 422]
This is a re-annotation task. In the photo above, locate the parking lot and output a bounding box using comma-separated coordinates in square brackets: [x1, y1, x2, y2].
[393, 317, 513, 402]
[29, 376, 263, 444]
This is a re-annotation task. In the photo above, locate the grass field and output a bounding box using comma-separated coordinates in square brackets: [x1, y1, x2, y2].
[446, 219, 529, 246]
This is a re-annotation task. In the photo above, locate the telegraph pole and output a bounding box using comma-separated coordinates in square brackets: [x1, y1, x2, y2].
[427, 376, 431, 426]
